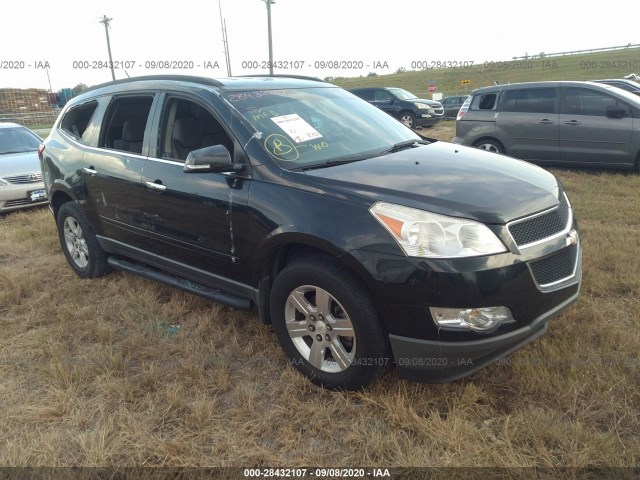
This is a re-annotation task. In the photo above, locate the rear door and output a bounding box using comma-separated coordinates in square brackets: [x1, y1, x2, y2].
[496, 87, 559, 161]
[559, 86, 633, 166]
[82, 93, 158, 248]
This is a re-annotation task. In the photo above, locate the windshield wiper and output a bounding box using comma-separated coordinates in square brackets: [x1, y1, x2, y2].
[299, 155, 370, 171]
[382, 139, 431, 154]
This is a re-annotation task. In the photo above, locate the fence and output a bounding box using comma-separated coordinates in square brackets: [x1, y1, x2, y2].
[0, 88, 69, 127]
[513, 43, 640, 60]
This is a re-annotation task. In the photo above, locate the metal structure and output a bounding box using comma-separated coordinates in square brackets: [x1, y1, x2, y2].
[218, 0, 232, 76]
[261, 0, 275, 74]
[99, 15, 116, 81]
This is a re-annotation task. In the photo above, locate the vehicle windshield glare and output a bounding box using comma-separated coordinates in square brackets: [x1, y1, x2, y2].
[388, 88, 418, 100]
[224, 87, 420, 168]
[0, 127, 42, 155]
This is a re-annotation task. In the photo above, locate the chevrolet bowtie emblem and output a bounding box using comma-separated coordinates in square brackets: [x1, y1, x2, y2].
[566, 230, 578, 247]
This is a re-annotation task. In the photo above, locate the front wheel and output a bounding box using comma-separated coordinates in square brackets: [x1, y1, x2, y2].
[398, 111, 417, 129]
[56, 202, 110, 278]
[270, 256, 390, 390]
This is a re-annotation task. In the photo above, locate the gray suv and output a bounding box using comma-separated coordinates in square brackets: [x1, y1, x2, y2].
[453, 81, 640, 170]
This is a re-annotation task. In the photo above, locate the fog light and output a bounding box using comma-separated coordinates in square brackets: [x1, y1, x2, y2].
[430, 306, 514, 332]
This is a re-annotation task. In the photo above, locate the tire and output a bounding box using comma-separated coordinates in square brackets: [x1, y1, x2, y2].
[473, 139, 504, 154]
[398, 111, 417, 129]
[56, 202, 110, 278]
[270, 256, 390, 390]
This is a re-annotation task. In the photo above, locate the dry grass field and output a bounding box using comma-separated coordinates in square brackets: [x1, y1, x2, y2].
[1, 121, 639, 472]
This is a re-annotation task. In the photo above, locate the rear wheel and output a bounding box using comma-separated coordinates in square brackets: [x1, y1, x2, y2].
[270, 256, 390, 390]
[473, 139, 504, 154]
[57, 202, 110, 278]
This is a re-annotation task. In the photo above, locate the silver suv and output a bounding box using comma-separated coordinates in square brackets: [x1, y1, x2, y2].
[453, 81, 640, 170]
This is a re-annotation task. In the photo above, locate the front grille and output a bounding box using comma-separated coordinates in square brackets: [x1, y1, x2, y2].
[528, 244, 578, 287]
[508, 194, 570, 247]
[3, 198, 31, 207]
[2, 172, 43, 184]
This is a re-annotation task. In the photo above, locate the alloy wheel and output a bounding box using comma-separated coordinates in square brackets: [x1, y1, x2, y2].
[284, 285, 356, 373]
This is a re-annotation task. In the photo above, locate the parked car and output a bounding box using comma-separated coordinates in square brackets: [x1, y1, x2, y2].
[440, 95, 469, 118]
[0, 122, 47, 213]
[591, 78, 640, 96]
[40, 75, 582, 390]
[350, 87, 444, 129]
[454, 81, 640, 170]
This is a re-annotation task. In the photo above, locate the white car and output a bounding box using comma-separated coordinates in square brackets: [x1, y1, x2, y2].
[0, 122, 47, 213]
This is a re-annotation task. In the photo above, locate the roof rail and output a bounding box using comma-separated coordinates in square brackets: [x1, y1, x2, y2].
[82, 75, 224, 94]
[237, 74, 325, 83]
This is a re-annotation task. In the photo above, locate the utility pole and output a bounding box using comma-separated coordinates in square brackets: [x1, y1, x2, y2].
[261, 0, 275, 75]
[99, 15, 116, 81]
[218, 0, 232, 76]
[45, 67, 53, 93]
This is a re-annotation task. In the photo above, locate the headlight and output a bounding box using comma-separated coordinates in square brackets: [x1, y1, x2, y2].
[370, 202, 507, 258]
[415, 103, 433, 111]
[0, 179, 7, 187]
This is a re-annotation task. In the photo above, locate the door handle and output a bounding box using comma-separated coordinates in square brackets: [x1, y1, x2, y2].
[146, 181, 167, 192]
[82, 166, 97, 177]
[563, 120, 581, 126]
[538, 119, 554, 125]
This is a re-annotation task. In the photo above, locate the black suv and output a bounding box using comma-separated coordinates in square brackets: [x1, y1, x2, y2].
[40, 75, 582, 390]
[350, 87, 444, 129]
[591, 78, 640, 96]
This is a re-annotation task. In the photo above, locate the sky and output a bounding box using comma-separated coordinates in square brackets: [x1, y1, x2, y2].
[1, 0, 638, 91]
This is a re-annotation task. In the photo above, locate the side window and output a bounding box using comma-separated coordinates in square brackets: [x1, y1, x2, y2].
[502, 88, 556, 114]
[99, 95, 154, 154]
[354, 90, 374, 101]
[158, 97, 234, 162]
[59, 101, 98, 144]
[564, 88, 629, 117]
[374, 90, 393, 102]
[471, 93, 497, 110]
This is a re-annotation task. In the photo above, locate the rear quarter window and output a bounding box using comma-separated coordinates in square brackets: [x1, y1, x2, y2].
[471, 93, 497, 110]
[59, 101, 99, 144]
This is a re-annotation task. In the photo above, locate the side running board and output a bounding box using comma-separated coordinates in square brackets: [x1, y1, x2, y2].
[107, 257, 252, 310]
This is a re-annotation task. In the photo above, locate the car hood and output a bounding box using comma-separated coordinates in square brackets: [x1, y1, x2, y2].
[411, 99, 442, 107]
[303, 142, 561, 224]
[0, 150, 41, 177]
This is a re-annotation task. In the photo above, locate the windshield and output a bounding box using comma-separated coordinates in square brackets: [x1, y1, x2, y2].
[0, 127, 42, 155]
[387, 88, 418, 100]
[225, 87, 419, 168]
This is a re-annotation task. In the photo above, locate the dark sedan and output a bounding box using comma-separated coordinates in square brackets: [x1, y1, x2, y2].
[440, 95, 469, 118]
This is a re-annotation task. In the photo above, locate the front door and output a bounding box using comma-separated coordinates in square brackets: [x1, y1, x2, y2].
[139, 94, 250, 283]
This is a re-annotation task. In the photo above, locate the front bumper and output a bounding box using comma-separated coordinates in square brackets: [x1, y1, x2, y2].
[0, 181, 48, 212]
[416, 114, 443, 127]
[390, 289, 578, 383]
[347, 219, 582, 383]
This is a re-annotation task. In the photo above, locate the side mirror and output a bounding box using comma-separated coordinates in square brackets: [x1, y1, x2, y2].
[183, 145, 244, 174]
[606, 105, 627, 119]
[385, 98, 394, 104]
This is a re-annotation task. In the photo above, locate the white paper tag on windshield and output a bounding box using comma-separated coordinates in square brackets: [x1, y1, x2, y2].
[271, 114, 322, 144]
